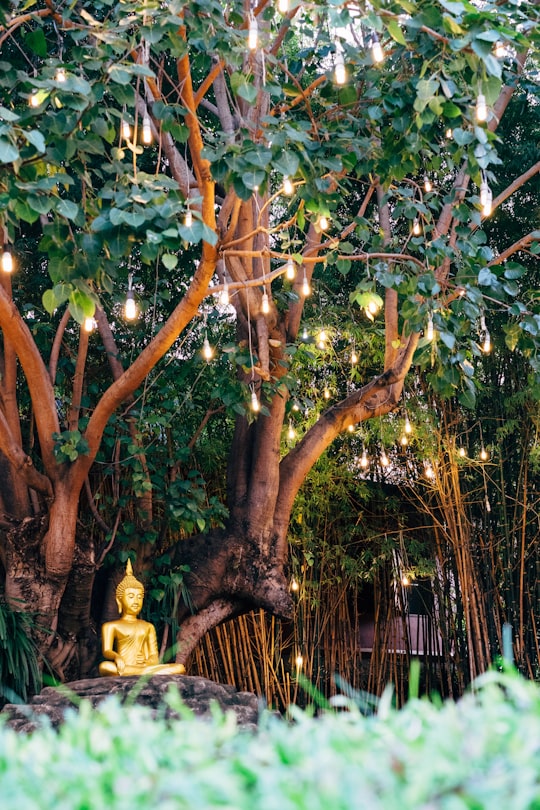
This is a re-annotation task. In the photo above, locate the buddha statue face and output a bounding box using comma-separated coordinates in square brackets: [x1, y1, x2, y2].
[118, 586, 144, 618]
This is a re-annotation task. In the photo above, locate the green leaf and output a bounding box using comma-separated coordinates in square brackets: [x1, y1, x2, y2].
[56, 199, 79, 220]
[25, 28, 47, 57]
[0, 138, 19, 163]
[24, 129, 46, 153]
[385, 19, 407, 45]
[162, 253, 178, 270]
[42, 289, 57, 315]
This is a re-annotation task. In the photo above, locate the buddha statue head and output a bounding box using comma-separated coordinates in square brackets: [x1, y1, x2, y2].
[115, 559, 144, 614]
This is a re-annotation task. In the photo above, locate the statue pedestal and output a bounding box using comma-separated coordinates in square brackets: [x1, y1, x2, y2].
[1, 675, 259, 734]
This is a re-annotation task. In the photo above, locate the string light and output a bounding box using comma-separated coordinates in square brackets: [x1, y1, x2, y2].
[475, 92, 487, 123]
[184, 209, 193, 228]
[317, 329, 327, 349]
[458, 446, 467, 458]
[445, 128, 453, 139]
[400, 434, 408, 447]
[250, 386, 260, 412]
[480, 314, 491, 353]
[124, 274, 137, 320]
[287, 421, 296, 440]
[286, 258, 296, 280]
[301, 327, 308, 341]
[301, 269, 310, 297]
[480, 176, 492, 217]
[494, 41, 505, 58]
[334, 48, 346, 85]
[402, 574, 411, 586]
[412, 219, 421, 236]
[220, 281, 230, 307]
[323, 387, 330, 400]
[1, 246, 13, 273]
[282, 176, 294, 195]
[121, 120, 132, 140]
[365, 295, 381, 321]
[360, 449, 369, 468]
[351, 349, 358, 365]
[248, 13, 258, 50]
[55, 67, 66, 82]
[290, 576, 299, 592]
[480, 447, 489, 461]
[404, 414, 412, 435]
[424, 176, 432, 192]
[380, 449, 390, 467]
[426, 313, 434, 341]
[424, 461, 435, 478]
[278, 0, 289, 12]
[29, 90, 40, 108]
[83, 316, 95, 333]
[318, 214, 329, 231]
[261, 288, 270, 315]
[142, 112, 152, 144]
[202, 336, 213, 361]
[295, 654, 304, 669]
[371, 35, 384, 64]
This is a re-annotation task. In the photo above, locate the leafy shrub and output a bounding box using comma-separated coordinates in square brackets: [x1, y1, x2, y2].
[1, 671, 540, 809]
[0, 600, 41, 706]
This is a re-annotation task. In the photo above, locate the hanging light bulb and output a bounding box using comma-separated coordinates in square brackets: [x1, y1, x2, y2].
[121, 120, 132, 140]
[124, 289, 137, 320]
[334, 48, 346, 85]
[480, 177, 493, 217]
[248, 13, 258, 50]
[290, 576, 299, 592]
[250, 386, 260, 412]
[365, 296, 381, 321]
[1, 246, 13, 273]
[295, 654, 304, 669]
[402, 574, 411, 587]
[278, 0, 289, 13]
[318, 214, 329, 231]
[360, 449, 369, 468]
[287, 421, 296, 440]
[261, 288, 270, 314]
[83, 316, 95, 333]
[404, 414, 412, 435]
[286, 258, 296, 280]
[400, 434, 409, 447]
[202, 336, 213, 361]
[371, 35, 384, 64]
[283, 176, 294, 196]
[184, 208, 193, 228]
[323, 387, 330, 400]
[412, 219, 421, 236]
[55, 67, 66, 82]
[479, 314, 491, 353]
[220, 281, 230, 307]
[475, 92, 488, 123]
[494, 41, 505, 58]
[317, 329, 327, 349]
[29, 90, 40, 108]
[142, 113, 152, 144]
[426, 313, 434, 341]
[445, 127, 453, 139]
[302, 269, 310, 297]
[424, 176, 432, 192]
[458, 446, 467, 458]
[351, 349, 358, 365]
[424, 462, 435, 478]
[301, 327, 308, 341]
[480, 446, 489, 461]
[380, 449, 390, 467]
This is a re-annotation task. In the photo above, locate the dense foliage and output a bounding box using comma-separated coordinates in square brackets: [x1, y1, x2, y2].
[1, 670, 540, 808]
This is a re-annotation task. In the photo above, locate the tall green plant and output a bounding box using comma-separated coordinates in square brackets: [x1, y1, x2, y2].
[0, 600, 41, 706]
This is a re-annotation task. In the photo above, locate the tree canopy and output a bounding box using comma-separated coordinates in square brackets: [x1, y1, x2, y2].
[0, 0, 539, 676]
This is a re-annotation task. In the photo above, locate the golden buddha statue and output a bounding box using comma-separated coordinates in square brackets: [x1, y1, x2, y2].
[99, 560, 185, 677]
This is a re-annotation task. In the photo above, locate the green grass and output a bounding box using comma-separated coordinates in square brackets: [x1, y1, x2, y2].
[1, 669, 540, 809]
